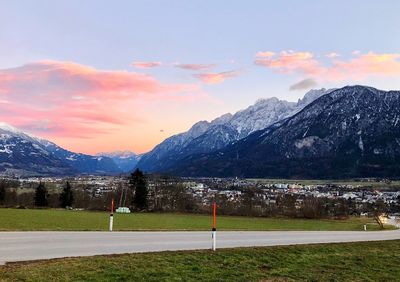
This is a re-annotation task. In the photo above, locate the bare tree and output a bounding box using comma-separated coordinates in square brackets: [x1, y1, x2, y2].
[372, 199, 387, 229]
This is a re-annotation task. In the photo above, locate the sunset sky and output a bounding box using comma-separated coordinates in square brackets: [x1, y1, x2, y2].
[1, 1, 400, 154]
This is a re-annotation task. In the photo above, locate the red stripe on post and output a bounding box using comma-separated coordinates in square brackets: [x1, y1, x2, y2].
[212, 202, 216, 230]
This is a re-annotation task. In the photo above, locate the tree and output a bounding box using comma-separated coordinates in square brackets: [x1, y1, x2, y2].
[34, 182, 48, 207]
[0, 180, 6, 205]
[334, 198, 350, 219]
[300, 196, 326, 219]
[60, 181, 74, 208]
[129, 169, 148, 210]
[240, 188, 256, 216]
[276, 194, 297, 217]
[372, 199, 387, 229]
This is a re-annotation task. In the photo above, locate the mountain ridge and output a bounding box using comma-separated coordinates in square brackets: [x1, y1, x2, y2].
[163, 85, 400, 178]
[136, 88, 334, 172]
[96, 151, 142, 172]
[0, 123, 120, 176]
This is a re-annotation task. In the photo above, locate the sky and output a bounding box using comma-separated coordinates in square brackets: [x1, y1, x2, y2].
[1, 0, 400, 154]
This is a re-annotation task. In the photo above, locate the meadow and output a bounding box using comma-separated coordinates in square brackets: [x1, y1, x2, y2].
[0, 208, 388, 231]
[0, 240, 399, 281]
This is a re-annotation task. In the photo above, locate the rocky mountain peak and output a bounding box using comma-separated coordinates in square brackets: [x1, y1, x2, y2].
[136, 88, 331, 172]
[187, 120, 210, 138]
[210, 113, 233, 126]
[297, 88, 335, 107]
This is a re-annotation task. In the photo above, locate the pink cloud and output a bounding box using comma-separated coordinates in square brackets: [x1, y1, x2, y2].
[255, 51, 324, 76]
[326, 52, 340, 58]
[131, 61, 162, 68]
[0, 61, 199, 139]
[255, 51, 275, 58]
[330, 52, 400, 80]
[175, 63, 216, 71]
[255, 50, 400, 82]
[194, 70, 242, 84]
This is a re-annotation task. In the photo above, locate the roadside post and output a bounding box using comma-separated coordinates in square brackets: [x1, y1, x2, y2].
[364, 224, 367, 231]
[109, 198, 114, 232]
[212, 201, 217, 251]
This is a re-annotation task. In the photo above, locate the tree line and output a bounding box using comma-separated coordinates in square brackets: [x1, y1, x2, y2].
[0, 171, 397, 224]
[0, 169, 149, 210]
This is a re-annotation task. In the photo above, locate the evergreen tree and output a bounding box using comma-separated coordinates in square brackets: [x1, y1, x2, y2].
[0, 180, 6, 205]
[129, 169, 148, 210]
[34, 182, 48, 207]
[60, 181, 74, 208]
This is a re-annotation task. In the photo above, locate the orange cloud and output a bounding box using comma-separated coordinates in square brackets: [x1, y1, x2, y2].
[330, 52, 400, 80]
[255, 51, 324, 76]
[0, 61, 199, 140]
[132, 61, 162, 68]
[194, 70, 242, 84]
[255, 50, 400, 82]
[256, 51, 275, 58]
[175, 63, 216, 71]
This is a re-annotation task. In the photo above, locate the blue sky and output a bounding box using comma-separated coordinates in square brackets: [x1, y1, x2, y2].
[1, 1, 400, 153]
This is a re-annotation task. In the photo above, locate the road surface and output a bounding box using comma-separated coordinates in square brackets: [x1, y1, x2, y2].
[0, 230, 399, 265]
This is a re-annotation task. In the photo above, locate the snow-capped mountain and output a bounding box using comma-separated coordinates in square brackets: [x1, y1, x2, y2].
[96, 151, 142, 172]
[137, 88, 333, 172]
[166, 85, 400, 178]
[0, 123, 120, 176]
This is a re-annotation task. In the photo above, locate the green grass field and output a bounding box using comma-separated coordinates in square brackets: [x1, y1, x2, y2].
[1, 240, 399, 281]
[0, 208, 389, 231]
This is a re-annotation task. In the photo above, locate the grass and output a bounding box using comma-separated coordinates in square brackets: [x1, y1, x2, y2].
[0, 240, 399, 281]
[0, 208, 389, 231]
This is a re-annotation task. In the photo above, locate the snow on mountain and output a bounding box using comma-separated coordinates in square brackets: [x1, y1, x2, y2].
[137, 88, 334, 172]
[227, 97, 296, 138]
[96, 151, 142, 172]
[210, 113, 233, 125]
[296, 88, 335, 107]
[98, 151, 139, 159]
[0, 122, 22, 134]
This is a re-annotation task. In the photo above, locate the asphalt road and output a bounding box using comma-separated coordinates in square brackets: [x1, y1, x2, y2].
[1, 230, 399, 265]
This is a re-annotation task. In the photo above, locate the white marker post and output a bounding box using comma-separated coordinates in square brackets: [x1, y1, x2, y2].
[109, 198, 114, 232]
[212, 202, 217, 251]
[364, 224, 367, 231]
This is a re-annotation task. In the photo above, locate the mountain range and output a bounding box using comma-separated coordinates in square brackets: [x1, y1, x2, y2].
[161, 86, 400, 178]
[96, 151, 142, 172]
[0, 123, 120, 176]
[136, 88, 334, 172]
